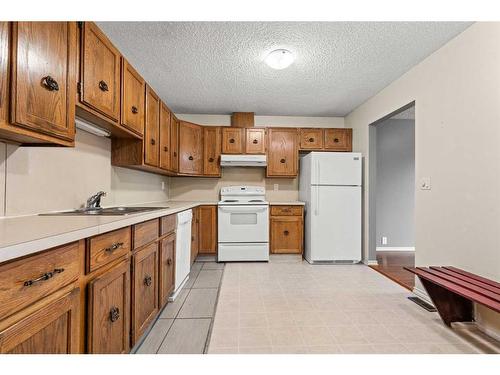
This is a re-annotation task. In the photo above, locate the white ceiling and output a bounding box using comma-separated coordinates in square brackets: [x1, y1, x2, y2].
[97, 22, 471, 117]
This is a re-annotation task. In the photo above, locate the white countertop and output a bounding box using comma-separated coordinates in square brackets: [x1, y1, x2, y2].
[269, 201, 305, 206]
[0, 201, 217, 264]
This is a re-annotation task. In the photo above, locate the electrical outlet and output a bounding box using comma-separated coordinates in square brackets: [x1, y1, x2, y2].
[420, 177, 431, 190]
[273, 184, 279, 191]
[161, 181, 165, 191]
[381, 236, 387, 245]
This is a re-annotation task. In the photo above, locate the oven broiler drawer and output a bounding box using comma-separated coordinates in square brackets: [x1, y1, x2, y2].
[218, 243, 269, 262]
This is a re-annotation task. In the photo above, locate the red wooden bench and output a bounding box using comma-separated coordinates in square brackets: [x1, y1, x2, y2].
[404, 266, 500, 326]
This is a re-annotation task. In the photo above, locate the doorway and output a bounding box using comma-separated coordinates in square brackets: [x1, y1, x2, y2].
[368, 103, 415, 290]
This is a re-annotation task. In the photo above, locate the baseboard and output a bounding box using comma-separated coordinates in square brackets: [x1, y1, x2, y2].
[411, 286, 434, 306]
[376, 247, 415, 252]
[363, 259, 379, 266]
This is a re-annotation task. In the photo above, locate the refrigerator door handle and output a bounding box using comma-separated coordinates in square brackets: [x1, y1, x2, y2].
[314, 161, 320, 216]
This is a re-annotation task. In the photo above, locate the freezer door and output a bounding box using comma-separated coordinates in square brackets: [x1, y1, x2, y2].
[308, 186, 361, 262]
[311, 152, 362, 186]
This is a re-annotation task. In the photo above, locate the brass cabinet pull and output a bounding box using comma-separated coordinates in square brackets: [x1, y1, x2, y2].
[109, 306, 120, 322]
[229, 138, 235, 143]
[188, 155, 194, 161]
[208, 157, 214, 162]
[284, 230, 289, 236]
[309, 137, 314, 142]
[131, 106, 138, 114]
[283, 208, 291, 212]
[280, 158, 286, 164]
[252, 139, 258, 144]
[23, 268, 65, 287]
[334, 138, 339, 143]
[41, 76, 59, 91]
[104, 242, 124, 253]
[150, 139, 156, 145]
[144, 275, 152, 286]
[167, 258, 172, 265]
[164, 146, 168, 152]
[98, 80, 109, 92]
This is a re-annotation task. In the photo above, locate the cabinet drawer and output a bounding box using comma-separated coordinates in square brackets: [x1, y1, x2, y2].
[133, 219, 159, 249]
[0, 242, 80, 319]
[160, 215, 176, 237]
[87, 227, 131, 273]
[270, 206, 303, 216]
[270, 217, 303, 254]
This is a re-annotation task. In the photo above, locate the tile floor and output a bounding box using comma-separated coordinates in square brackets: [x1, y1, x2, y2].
[208, 255, 500, 354]
[135, 259, 224, 354]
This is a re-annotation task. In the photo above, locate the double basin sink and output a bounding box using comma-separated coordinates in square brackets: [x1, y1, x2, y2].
[40, 206, 168, 216]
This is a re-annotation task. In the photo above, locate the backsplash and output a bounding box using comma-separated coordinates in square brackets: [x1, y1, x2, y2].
[0, 131, 169, 217]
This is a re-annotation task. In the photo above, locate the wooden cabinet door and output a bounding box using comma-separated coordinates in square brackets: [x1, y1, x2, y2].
[267, 128, 298, 177]
[179, 121, 203, 175]
[144, 85, 160, 167]
[299, 128, 324, 150]
[221, 127, 244, 154]
[270, 216, 303, 254]
[80, 22, 121, 121]
[198, 205, 217, 255]
[203, 127, 221, 176]
[170, 115, 179, 172]
[132, 243, 159, 344]
[159, 233, 175, 308]
[245, 128, 266, 154]
[87, 261, 130, 354]
[10, 22, 76, 141]
[324, 128, 352, 151]
[159, 103, 171, 170]
[0, 288, 80, 354]
[0, 22, 8, 129]
[191, 207, 199, 264]
[121, 58, 145, 136]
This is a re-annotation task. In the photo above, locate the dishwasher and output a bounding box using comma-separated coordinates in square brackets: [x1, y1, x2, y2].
[169, 209, 192, 301]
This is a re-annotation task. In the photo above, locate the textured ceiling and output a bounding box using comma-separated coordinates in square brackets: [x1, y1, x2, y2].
[97, 22, 471, 116]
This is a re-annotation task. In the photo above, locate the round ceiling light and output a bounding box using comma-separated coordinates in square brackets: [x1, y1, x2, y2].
[264, 49, 295, 70]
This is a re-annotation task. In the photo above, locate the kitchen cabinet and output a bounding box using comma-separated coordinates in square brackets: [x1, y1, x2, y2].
[86, 227, 131, 274]
[198, 205, 217, 255]
[159, 103, 172, 170]
[170, 115, 180, 173]
[203, 127, 221, 176]
[133, 219, 159, 249]
[245, 128, 266, 154]
[121, 58, 145, 136]
[324, 128, 352, 151]
[266, 128, 298, 177]
[87, 261, 130, 354]
[0, 22, 77, 146]
[299, 128, 324, 150]
[0, 287, 80, 354]
[159, 233, 175, 308]
[221, 127, 244, 154]
[144, 85, 160, 167]
[179, 121, 203, 175]
[131, 242, 159, 344]
[270, 205, 304, 254]
[191, 207, 200, 264]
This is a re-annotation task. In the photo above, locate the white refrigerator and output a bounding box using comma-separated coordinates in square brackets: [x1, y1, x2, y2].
[299, 152, 362, 263]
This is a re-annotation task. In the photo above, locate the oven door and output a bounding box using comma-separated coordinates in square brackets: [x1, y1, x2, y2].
[218, 205, 269, 243]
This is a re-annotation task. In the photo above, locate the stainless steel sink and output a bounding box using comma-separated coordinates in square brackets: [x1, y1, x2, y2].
[39, 206, 168, 216]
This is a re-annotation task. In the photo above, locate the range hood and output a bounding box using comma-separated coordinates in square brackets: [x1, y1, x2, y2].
[220, 154, 267, 167]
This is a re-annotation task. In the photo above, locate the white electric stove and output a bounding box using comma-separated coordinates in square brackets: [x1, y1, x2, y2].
[217, 186, 269, 262]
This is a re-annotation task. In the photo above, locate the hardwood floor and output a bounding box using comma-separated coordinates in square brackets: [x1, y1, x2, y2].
[370, 251, 415, 290]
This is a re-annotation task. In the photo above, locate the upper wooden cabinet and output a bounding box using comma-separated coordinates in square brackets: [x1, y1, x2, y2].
[170, 115, 180, 173]
[79, 22, 121, 122]
[159, 103, 171, 170]
[267, 128, 298, 177]
[198, 205, 217, 255]
[324, 128, 352, 151]
[121, 58, 145, 136]
[0, 22, 77, 146]
[245, 128, 266, 154]
[221, 127, 244, 154]
[203, 127, 221, 176]
[144, 85, 160, 167]
[179, 121, 203, 175]
[299, 128, 324, 150]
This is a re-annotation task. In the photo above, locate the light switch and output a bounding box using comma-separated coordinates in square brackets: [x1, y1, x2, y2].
[420, 177, 431, 190]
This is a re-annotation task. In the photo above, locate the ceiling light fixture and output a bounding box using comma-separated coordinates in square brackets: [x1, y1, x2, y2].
[264, 49, 295, 70]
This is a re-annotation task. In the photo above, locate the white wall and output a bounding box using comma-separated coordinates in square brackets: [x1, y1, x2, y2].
[1, 130, 169, 216]
[345, 22, 500, 336]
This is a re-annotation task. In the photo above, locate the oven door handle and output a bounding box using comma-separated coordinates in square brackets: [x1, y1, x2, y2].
[219, 206, 267, 213]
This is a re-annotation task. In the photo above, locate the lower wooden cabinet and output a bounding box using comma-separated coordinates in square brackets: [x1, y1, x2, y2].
[131, 242, 159, 344]
[270, 205, 304, 254]
[191, 207, 200, 264]
[0, 288, 80, 354]
[159, 233, 175, 308]
[87, 261, 130, 354]
[198, 205, 217, 255]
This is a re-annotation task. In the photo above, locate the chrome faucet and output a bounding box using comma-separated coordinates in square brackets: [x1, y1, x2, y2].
[86, 191, 106, 210]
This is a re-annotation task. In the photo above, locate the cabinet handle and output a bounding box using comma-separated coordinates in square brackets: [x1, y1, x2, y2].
[98, 80, 109, 92]
[309, 137, 314, 142]
[282, 208, 291, 212]
[284, 230, 289, 236]
[173, 152, 177, 157]
[167, 258, 172, 265]
[252, 139, 258, 144]
[208, 157, 214, 162]
[23, 268, 65, 287]
[229, 138, 235, 143]
[150, 139, 156, 145]
[334, 138, 339, 143]
[104, 242, 124, 253]
[41, 76, 59, 91]
[131, 106, 138, 114]
[164, 146, 168, 152]
[144, 275, 152, 286]
[109, 306, 120, 323]
[280, 158, 286, 164]
[188, 155, 194, 161]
